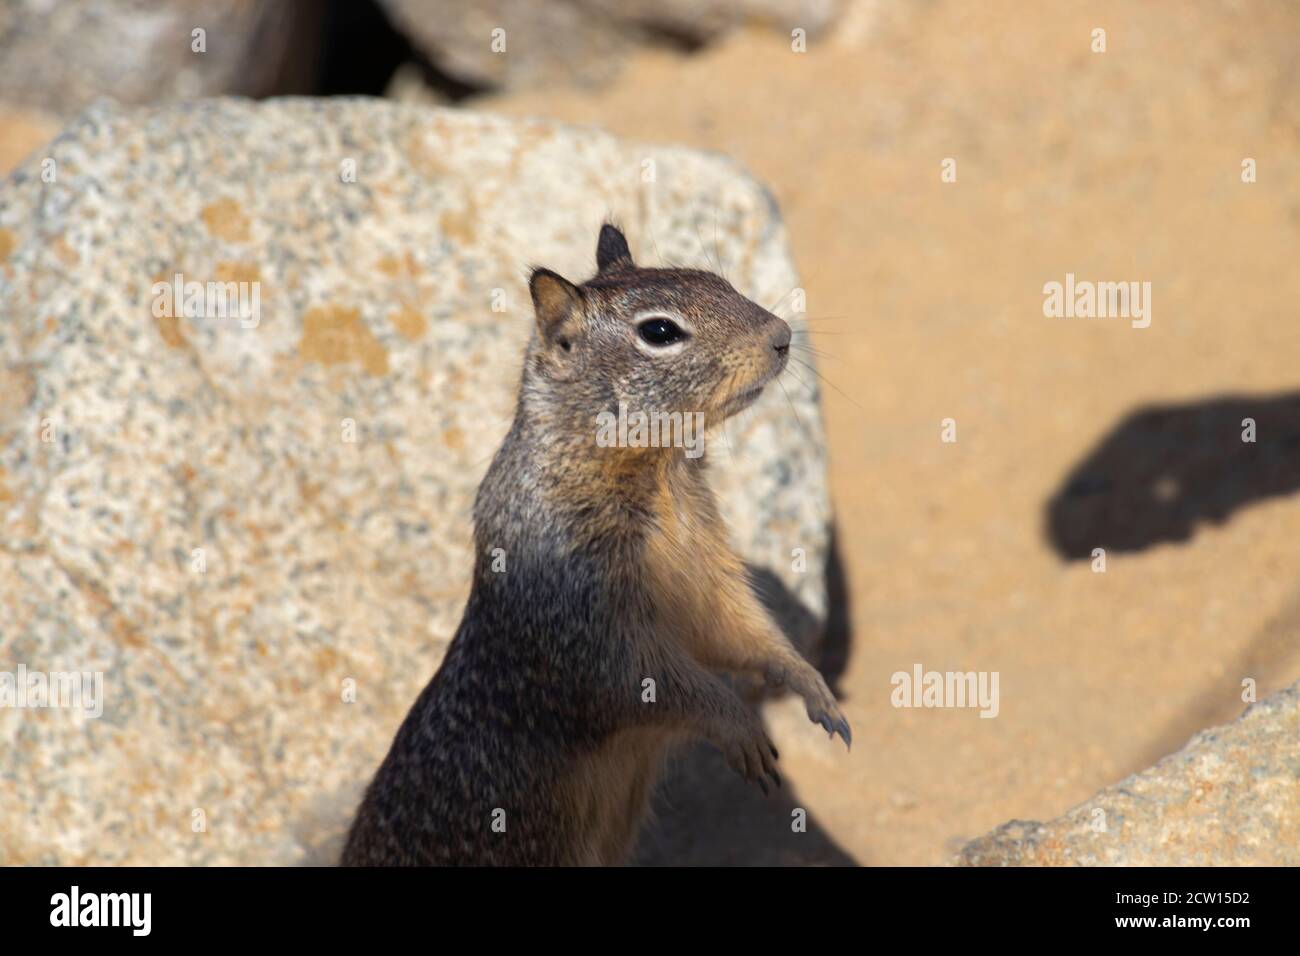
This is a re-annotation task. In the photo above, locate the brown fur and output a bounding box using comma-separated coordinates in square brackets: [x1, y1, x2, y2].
[341, 224, 848, 866]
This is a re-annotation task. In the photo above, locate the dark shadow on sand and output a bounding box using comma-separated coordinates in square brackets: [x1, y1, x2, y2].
[1046, 391, 1300, 771]
[631, 741, 859, 866]
[1046, 393, 1300, 559]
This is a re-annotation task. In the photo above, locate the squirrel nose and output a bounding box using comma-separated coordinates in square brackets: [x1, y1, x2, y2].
[770, 321, 792, 356]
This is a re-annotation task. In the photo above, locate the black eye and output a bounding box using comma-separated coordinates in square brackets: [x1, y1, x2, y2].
[637, 317, 686, 346]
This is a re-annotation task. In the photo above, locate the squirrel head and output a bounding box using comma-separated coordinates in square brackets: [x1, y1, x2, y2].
[524, 224, 792, 430]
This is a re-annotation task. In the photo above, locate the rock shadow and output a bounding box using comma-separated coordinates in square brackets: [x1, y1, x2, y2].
[1046, 392, 1300, 559]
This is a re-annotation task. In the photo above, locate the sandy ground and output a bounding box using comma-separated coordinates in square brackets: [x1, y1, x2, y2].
[485, 0, 1300, 864]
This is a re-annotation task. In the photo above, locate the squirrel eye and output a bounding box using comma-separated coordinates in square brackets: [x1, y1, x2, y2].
[637, 317, 686, 347]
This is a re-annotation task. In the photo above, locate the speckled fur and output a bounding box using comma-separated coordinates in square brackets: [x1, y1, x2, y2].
[342, 225, 849, 866]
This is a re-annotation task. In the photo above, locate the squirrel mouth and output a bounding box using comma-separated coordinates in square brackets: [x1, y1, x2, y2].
[718, 352, 787, 418]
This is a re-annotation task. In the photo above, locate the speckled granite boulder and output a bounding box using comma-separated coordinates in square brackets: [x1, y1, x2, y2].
[0, 0, 308, 117]
[378, 0, 843, 90]
[0, 97, 829, 864]
[959, 681, 1300, 866]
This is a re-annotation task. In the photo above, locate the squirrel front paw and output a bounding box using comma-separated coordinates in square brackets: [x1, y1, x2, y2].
[709, 715, 781, 795]
[766, 657, 852, 750]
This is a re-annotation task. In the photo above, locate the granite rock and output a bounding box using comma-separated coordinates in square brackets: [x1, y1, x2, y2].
[958, 681, 1300, 866]
[378, 0, 843, 90]
[0, 97, 830, 864]
[0, 0, 309, 117]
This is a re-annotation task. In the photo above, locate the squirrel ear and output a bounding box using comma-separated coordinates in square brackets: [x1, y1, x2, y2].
[529, 267, 583, 340]
[596, 223, 634, 273]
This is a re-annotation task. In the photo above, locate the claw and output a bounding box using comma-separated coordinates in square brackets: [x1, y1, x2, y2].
[769, 742, 780, 761]
[836, 718, 852, 750]
[817, 714, 833, 735]
[757, 776, 770, 796]
[771, 769, 782, 789]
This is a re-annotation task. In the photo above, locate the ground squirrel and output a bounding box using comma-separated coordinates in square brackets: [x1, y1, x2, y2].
[341, 224, 850, 866]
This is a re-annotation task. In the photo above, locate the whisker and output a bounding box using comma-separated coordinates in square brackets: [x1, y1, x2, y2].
[788, 343, 836, 361]
[790, 356, 863, 409]
[776, 374, 809, 440]
[766, 287, 799, 313]
[781, 361, 812, 394]
[644, 221, 665, 268]
[712, 204, 728, 282]
[694, 211, 722, 275]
